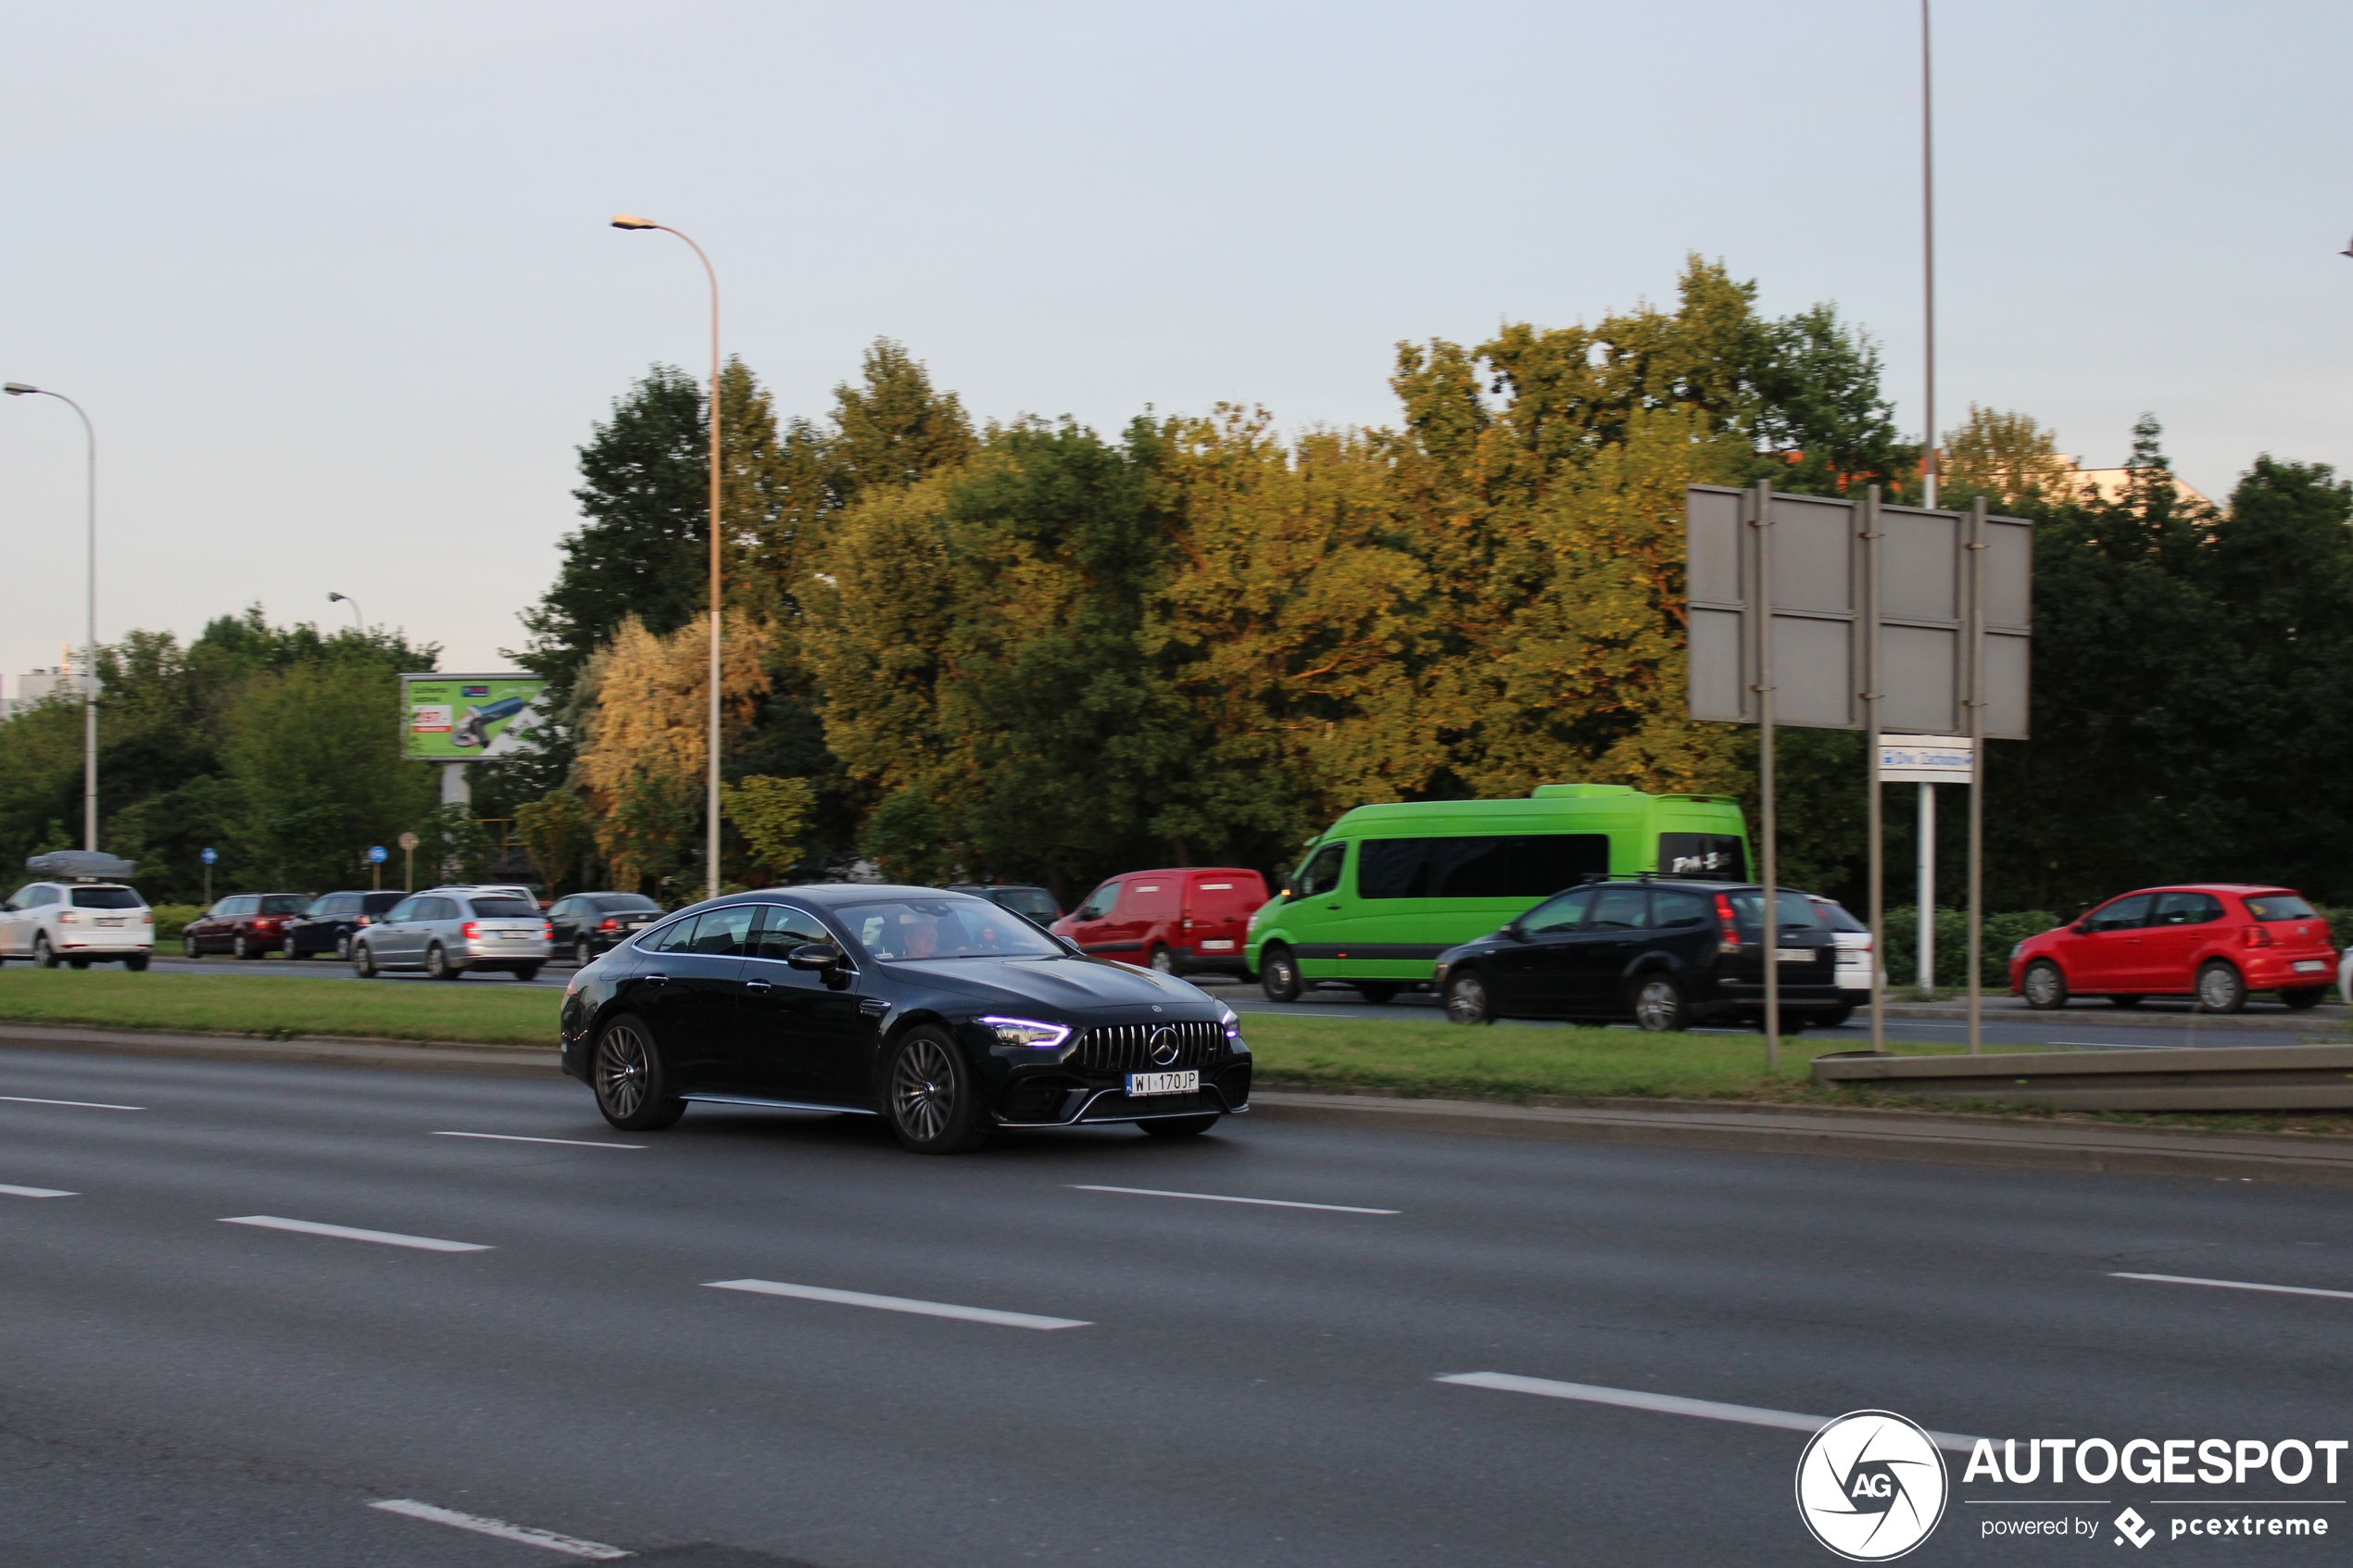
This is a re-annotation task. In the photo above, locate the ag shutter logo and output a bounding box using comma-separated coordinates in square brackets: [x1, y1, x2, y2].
[1795, 1411, 1950, 1562]
[2113, 1507, 2156, 1548]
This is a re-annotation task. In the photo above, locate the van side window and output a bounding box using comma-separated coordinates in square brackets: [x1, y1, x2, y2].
[1358, 835, 1607, 899]
[1657, 833, 1746, 881]
[1297, 844, 1348, 899]
[1076, 882, 1120, 921]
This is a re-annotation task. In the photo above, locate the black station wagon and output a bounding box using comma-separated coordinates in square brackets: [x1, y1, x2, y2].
[559, 884, 1251, 1153]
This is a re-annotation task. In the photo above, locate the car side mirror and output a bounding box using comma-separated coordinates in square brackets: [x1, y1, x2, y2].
[2070, 920, 2090, 935]
[786, 941, 844, 972]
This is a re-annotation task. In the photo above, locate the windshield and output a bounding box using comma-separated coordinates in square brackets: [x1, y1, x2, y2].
[69, 886, 143, 909]
[2244, 893, 2317, 922]
[1727, 890, 1825, 931]
[842, 897, 1065, 960]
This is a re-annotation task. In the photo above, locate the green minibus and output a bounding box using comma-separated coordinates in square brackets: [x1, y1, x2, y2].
[1244, 784, 1752, 1002]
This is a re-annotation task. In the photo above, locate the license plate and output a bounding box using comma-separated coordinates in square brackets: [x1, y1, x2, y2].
[97, 918, 126, 927]
[1126, 1071, 1199, 1097]
[1775, 948, 1816, 963]
[1198, 939, 1234, 951]
[2294, 960, 2327, 973]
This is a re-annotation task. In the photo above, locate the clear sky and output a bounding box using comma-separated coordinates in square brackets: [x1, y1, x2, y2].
[2, 1, 2347, 684]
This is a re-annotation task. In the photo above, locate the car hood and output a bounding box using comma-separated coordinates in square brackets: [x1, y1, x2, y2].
[881, 955, 1218, 1017]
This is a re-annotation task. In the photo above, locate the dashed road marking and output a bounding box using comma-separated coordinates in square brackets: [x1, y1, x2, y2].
[369, 1499, 631, 1559]
[1069, 1184, 1398, 1214]
[705, 1277, 1088, 1330]
[219, 1215, 491, 1252]
[0, 1184, 76, 1198]
[1437, 1372, 1980, 1451]
[0, 1095, 144, 1110]
[2113, 1271, 2353, 1302]
[433, 1131, 644, 1149]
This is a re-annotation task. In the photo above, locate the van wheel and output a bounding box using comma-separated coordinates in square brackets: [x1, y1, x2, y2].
[1259, 945, 1302, 1003]
[2020, 960, 2068, 1010]
[1444, 970, 1492, 1025]
[1355, 983, 1398, 1004]
[2196, 962, 2246, 1014]
[2281, 987, 2326, 1010]
[1631, 974, 1688, 1032]
[1148, 946, 1178, 975]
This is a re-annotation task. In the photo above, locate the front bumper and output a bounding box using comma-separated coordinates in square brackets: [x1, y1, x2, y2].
[988, 1016, 1252, 1126]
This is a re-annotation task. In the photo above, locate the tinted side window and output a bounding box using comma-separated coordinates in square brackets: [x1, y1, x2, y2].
[2152, 892, 2224, 926]
[749, 904, 833, 960]
[468, 897, 540, 919]
[5, 885, 34, 909]
[1588, 887, 1651, 931]
[384, 898, 421, 922]
[1520, 889, 1593, 935]
[73, 886, 143, 909]
[422, 897, 461, 921]
[644, 916, 698, 954]
[31, 886, 63, 907]
[2084, 894, 2153, 933]
[1357, 834, 1610, 899]
[1297, 845, 1348, 899]
[225, 896, 258, 916]
[1654, 890, 1710, 927]
[689, 906, 755, 956]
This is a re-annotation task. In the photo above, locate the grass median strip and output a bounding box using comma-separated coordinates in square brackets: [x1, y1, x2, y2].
[0, 968, 555, 1047]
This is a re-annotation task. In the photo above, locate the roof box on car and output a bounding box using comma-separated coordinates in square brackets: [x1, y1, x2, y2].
[26, 849, 137, 882]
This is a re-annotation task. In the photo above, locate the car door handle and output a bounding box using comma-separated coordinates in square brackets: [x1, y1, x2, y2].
[743, 979, 772, 993]
[640, 972, 669, 985]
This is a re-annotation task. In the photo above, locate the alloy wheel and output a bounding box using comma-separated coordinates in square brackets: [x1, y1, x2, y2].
[890, 1035, 958, 1143]
[1445, 971, 1490, 1024]
[1633, 976, 1684, 1032]
[596, 1022, 651, 1120]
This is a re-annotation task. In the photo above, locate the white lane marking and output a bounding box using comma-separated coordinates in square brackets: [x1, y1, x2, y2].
[220, 1216, 491, 1252]
[705, 1278, 1088, 1330]
[369, 1499, 632, 1559]
[1437, 1373, 1981, 1452]
[0, 1184, 77, 1198]
[1069, 1183, 1399, 1215]
[2113, 1271, 2353, 1302]
[0, 1095, 145, 1110]
[433, 1131, 645, 1150]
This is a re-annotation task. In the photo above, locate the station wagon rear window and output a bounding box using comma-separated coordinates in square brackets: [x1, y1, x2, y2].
[69, 887, 142, 909]
[1356, 834, 1608, 900]
[469, 897, 540, 919]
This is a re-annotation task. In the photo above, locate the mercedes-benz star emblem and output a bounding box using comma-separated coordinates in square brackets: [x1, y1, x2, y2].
[1148, 1027, 1180, 1067]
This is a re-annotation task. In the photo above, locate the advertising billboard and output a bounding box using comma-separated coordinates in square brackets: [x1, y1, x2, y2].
[400, 673, 548, 760]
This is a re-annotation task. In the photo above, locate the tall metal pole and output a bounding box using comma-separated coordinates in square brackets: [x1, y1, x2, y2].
[1864, 486, 1886, 1054]
[1920, 0, 1938, 509]
[610, 216, 723, 902]
[1918, 785, 1935, 991]
[1754, 480, 1780, 1072]
[1965, 497, 1988, 1053]
[6, 384, 99, 850]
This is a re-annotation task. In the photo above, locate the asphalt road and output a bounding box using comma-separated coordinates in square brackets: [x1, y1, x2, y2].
[137, 952, 2349, 1052]
[4, 1047, 2348, 1565]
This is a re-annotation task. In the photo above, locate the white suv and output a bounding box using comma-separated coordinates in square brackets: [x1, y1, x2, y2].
[0, 880, 154, 970]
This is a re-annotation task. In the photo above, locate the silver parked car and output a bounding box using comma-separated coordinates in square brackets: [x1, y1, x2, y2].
[351, 886, 551, 981]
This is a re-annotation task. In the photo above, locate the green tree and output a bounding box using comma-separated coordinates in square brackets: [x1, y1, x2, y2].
[220, 659, 435, 889]
[720, 774, 817, 884]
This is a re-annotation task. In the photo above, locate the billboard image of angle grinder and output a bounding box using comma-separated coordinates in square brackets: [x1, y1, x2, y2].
[451, 694, 530, 749]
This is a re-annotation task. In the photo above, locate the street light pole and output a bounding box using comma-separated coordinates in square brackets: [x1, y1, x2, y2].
[611, 213, 723, 903]
[6, 382, 99, 852]
[1919, 0, 1938, 511]
[328, 591, 365, 633]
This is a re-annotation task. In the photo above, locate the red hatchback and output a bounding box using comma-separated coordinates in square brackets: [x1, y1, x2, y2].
[2009, 884, 2336, 1012]
[1052, 867, 1269, 977]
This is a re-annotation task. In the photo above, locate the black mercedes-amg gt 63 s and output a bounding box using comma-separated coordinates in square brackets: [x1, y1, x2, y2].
[559, 884, 1251, 1154]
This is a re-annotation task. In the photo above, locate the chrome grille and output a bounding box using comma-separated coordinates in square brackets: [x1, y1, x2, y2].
[1076, 1020, 1227, 1074]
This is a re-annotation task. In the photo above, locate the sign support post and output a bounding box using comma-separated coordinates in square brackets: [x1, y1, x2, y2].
[1751, 480, 1780, 1072]
[1918, 785, 1935, 992]
[1966, 496, 1988, 1053]
[1862, 486, 1885, 1056]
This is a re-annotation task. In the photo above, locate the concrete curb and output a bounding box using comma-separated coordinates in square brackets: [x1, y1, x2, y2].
[1877, 1000, 2344, 1035]
[0, 1022, 559, 1078]
[1247, 1090, 2353, 1186]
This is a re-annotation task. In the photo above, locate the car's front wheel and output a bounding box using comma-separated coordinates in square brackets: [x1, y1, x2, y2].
[1258, 945, 1302, 1004]
[884, 1027, 989, 1153]
[568, 939, 589, 966]
[593, 1014, 686, 1131]
[352, 943, 378, 979]
[2196, 961, 2246, 1013]
[2020, 960, 2069, 1010]
[1139, 1114, 1220, 1138]
[1630, 973, 1689, 1032]
[1444, 969, 1492, 1024]
[2281, 987, 2326, 1010]
[283, 935, 303, 960]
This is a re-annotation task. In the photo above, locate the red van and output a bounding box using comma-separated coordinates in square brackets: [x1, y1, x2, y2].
[2008, 884, 2337, 1012]
[1052, 868, 1270, 977]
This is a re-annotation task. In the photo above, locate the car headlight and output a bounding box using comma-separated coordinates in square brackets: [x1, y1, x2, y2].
[2008, 942, 2023, 961]
[980, 1016, 1071, 1049]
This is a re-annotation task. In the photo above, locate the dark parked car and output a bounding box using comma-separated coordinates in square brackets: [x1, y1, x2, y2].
[283, 890, 408, 960]
[548, 892, 664, 963]
[1433, 878, 1845, 1031]
[181, 892, 316, 959]
[560, 884, 1250, 1153]
[944, 883, 1063, 929]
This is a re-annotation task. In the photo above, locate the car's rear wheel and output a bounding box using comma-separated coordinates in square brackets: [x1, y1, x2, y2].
[335, 935, 352, 960]
[1139, 1113, 1219, 1138]
[568, 939, 589, 966]
[2108, 994, 2143, 1009]
[1820, 1000, 1856, 1028]
[1355, 982, 1399, 1004]
[2020, 960, 2069, 1010]
[883, 1026, 988, 1154]
[424, 943, 460, 981]
[233, 935, 258, 960]
[1755, 1010, 1807, 1035]
[34, 935, 61, 970]
[1444, 969, 1492, 1024]
[2281, 987, 2326, 1010]
[1631, 973, 1689, 1032]
[1259, 945, 1302, 1003]
[513, 964, 540, 983]
[283, 935, 302, 960]
[592, 1014, 686, 1131]
[124, 953, 149, 972]
[352, 943, 378, 979]
[2196, 961, 2246, 1014]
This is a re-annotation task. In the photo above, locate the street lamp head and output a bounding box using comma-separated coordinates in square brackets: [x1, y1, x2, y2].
[4, 383, 38, 395]
[328, 592, 347, 603]
[610, 213, 660, 231]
